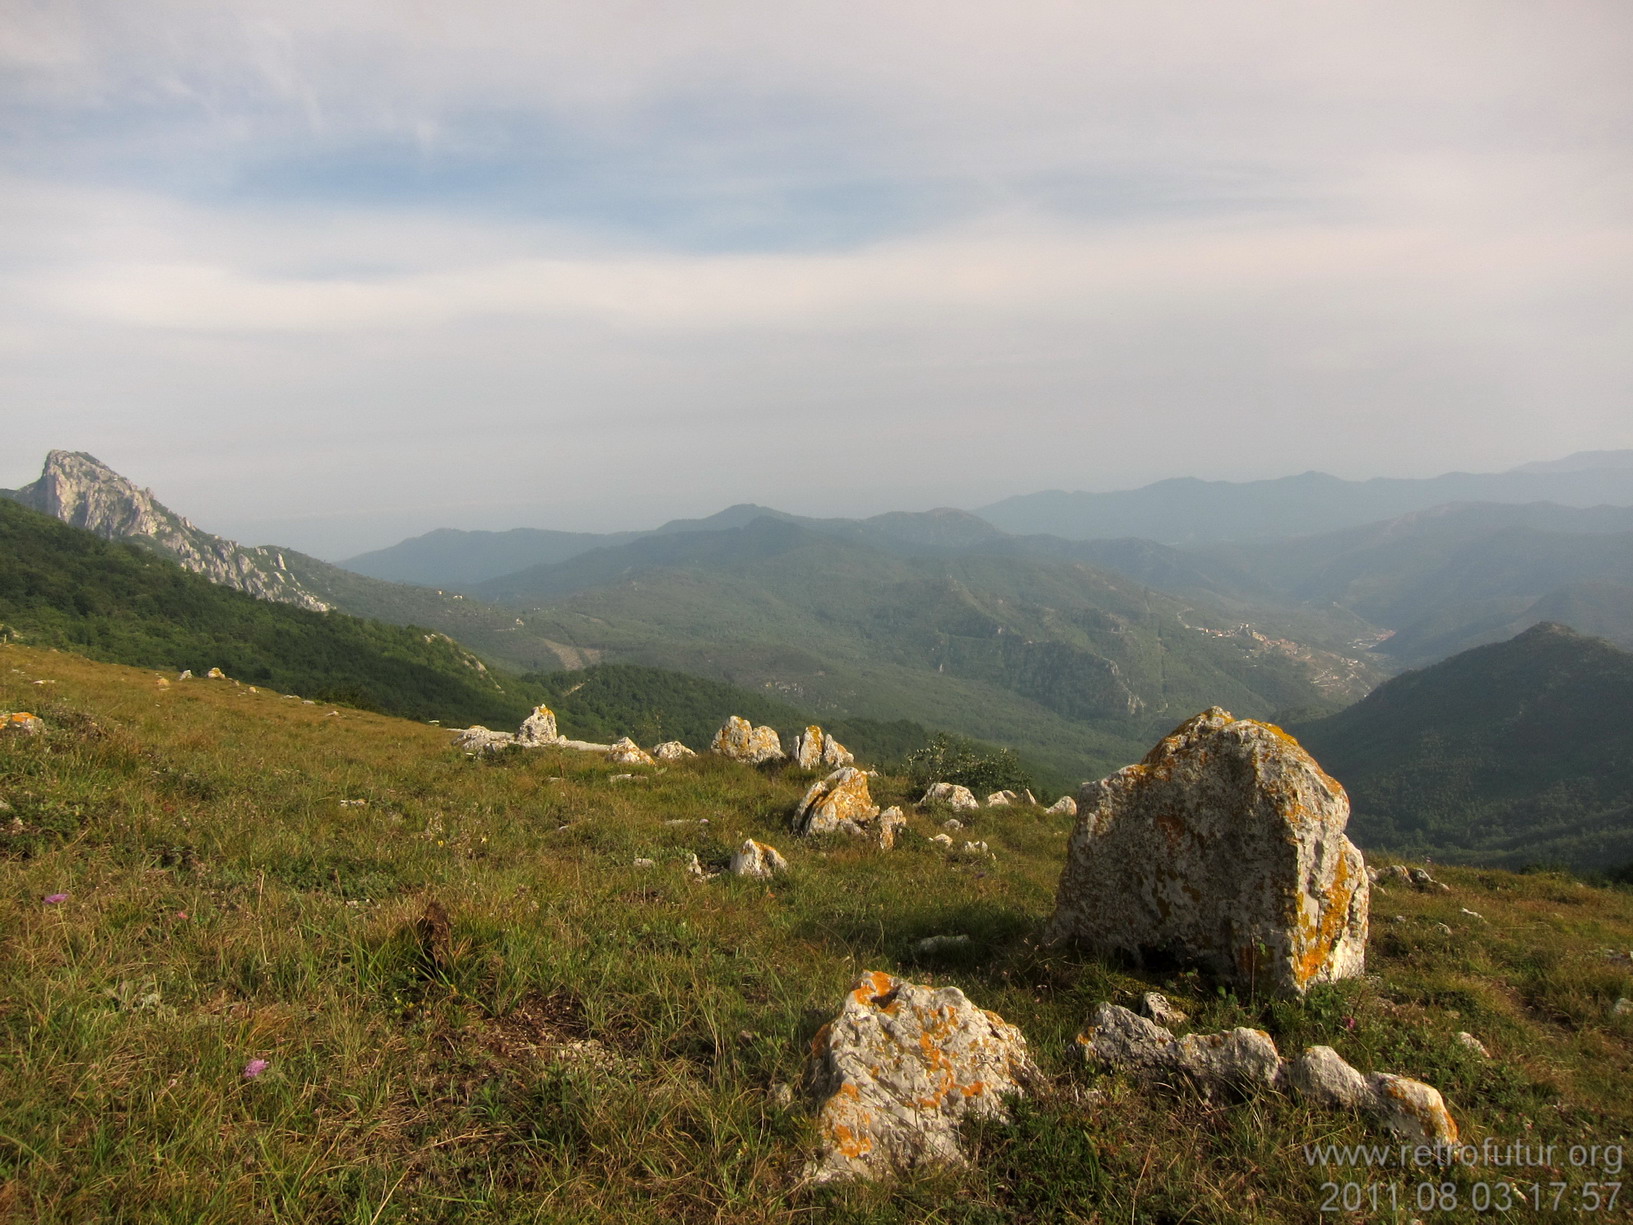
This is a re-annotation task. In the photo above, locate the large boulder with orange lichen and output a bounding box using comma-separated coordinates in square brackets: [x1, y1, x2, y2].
[804, 971, 1038, 1182]
[709, 715, 785, 763]
[1044, 707, 1368, 997]
[793, 767, 882, 838]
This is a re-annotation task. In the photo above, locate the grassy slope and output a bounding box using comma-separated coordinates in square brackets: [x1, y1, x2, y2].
[1297, 624, 1633, 872]
[3, 645, 1630, 1223]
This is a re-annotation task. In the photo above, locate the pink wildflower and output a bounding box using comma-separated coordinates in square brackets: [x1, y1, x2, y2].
[242, 1059, 269, 1080]
[43, 893, 68, 904]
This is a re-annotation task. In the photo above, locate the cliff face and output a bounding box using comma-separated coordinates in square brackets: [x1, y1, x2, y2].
[4, 451, 331, 613]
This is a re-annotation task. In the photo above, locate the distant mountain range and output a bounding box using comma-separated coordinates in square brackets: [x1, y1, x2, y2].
[975, 454, 1633, 543]
[1297, 623, 1633, 873]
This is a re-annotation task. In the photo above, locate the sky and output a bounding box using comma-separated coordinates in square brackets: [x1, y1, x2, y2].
[3, 1, 1630, 559]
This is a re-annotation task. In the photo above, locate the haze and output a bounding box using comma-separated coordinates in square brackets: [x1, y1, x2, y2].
[3, 1, 1630, 559]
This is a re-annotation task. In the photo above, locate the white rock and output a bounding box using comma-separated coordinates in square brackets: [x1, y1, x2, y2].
[876, 806, 907, 851]
[919, 782, 979, 812]
[912, 934, 970, 957]
[710, 715, 785, 763]
[793, 768, 883, 839]
[652, 740, 696, 761]
[454, 725, 515, 753]
[930, 834, 954, 847]
[985, 790, 1018, 807]
[606, 736, 656, 766]
[206, 666, 227, 680]
[805, 971, 1038, 1182]
[730, 839, 788, 879]
[632, 857, 655, 869]
[1045, 795, 1078, 816]
[793, 725, 855, 770]
[1612, 997, 1632, 1016]
[1279, 1045, 1374, 1111]
[1455, 1032, 1490, 1058]
[941, 818, 963, 831]
[1046, 708, 1369, 997]
[516, 704, 562, 746]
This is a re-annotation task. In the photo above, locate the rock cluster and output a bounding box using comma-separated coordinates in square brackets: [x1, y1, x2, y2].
[1078, 1003, 1457, 1144]
[710, 716, 785, 763]
[1046, 708, 1369, 997]
[793, 725, 855, 770]
[805, 971, 1038, 1182]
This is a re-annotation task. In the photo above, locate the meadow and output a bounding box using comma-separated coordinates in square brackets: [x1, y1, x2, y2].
[2, 645, 1630, 1223]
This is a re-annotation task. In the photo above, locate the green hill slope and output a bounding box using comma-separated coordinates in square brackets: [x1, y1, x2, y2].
[1296, 623, 1633, 871]
[471, 517, 1379, 780]
[0, 497, 537, 727]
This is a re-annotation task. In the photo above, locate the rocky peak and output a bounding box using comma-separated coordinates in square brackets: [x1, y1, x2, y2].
[5, 451, 330, 613]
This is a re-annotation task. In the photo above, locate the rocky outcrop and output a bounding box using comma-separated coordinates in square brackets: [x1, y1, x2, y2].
[516, 704, 562, 746]
[793, 726, 855, 770]
[652, 740, 696, 762]
[1079, 1003, 1456, 1144]
[918, 782, 979, 813]
[793, 768, 883, 839]
[805, 971, 1039, 1182]
[6, 451, 331, 612]
[1046, 708, 1368, 997]
[606, 737, 655, 766]
[710, 716, 785, 763]
[729, 839, 788, 879]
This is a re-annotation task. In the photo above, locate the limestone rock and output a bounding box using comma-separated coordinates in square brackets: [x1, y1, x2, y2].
[1455, 1032, 1490, 1058]
[2, 712, 44, 735]
[455, 725, 515, 753]
[1045, 708, 1369, 997]
[710, 715, 785, 764]
[652, 740, 696, 762]
[918, 782, 979, 813]
[1080, 1004, 1458, 1143]
[1138, 991, 1189, 1029]
[911, 934, 970, 958]
[986, 790, 1018, 807]
[877, 806, 907, 851]
[516, 704, 561, 746]
[1045, 795, 1078, 817]
[793, 726, 855, 770]
[805, 971, 1039, 1182]
[730, 839, 788, 879]
[206, 666, 227, 679]
[794, 767, 882, 838]
[606, 737, 656, 766]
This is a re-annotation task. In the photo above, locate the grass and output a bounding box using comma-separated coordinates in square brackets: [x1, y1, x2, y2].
[1, 643, 1630, 1222]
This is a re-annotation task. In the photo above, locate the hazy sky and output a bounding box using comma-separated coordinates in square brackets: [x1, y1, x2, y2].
[4, 1, 1631, 558]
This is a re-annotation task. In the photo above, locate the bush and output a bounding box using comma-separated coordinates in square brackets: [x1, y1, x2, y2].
[904, 733, 1032, 795]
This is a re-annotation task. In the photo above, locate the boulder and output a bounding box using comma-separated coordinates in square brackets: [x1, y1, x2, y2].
[730, 839, 788, 879]
[1045, 795, 1077, 817]
[516, 704, 562, 747]
[606, 737, 655, 766]
[652, 740, 696, 762]
[1080, 1003, 1457, 1144]
[918, 782, 979, 813]
[793, 768, 882, 838]
[454, 725, 515, 753]
[985, 790, 1018, 807]
[206, 666, 227, 680]
[1045, 708, 1368, 997]
[805, 971, 1038, 1182]
[710, 715, 785, 763]
[793, 725, 856, 770]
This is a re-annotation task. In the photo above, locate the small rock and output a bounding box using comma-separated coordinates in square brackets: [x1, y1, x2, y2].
[793, 725, 855, 770]
[912, 933, 970, 958]
[1045, 795, 1078, 817]
[710, 715, 785, 763]
[1434, 923, 1453, 936]
[684, 853, 712, 880]
[729, 839, 788, 879]
[206, 667, 227, 679]
[876, 806, 907, 851]
[606, 737, 656, 767]
[632, 858, 655, 869]
[985, 790, 1018, 807]
[959, 840, 991, 857]
[768, 1082, 795, 1109]
[941, 818, 963, 831]
[930, 833, 953, 847]
[1459, 908, 1485, 921]
[178, 670, 192, 680]
[1455, 1032, 1490, 1058]
[455, 725, 516, 753]
[608, 773, 636, 783]
[2, 712, 45, 736]
[652, 740, 696, 762]
[805, 971, 1038, 1182]
[793, 768, 882, 838]
[1612, 998, 1632, 1017]
[918, 782, 979, 812]
[515, 704, 562, 747]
